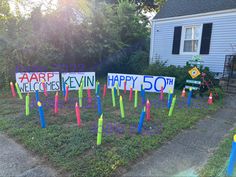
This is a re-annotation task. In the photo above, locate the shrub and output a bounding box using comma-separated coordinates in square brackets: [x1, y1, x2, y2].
[126, 50, 149, 74]
[143, 60, 218, 90]
[143, 61, 188, 89]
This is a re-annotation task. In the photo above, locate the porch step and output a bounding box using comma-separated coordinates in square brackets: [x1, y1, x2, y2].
[220, 78, 236, 84]
[225, 85, 236, 94]
[220, 78, 236, 94]
[227, 83, 236, 88]
[229, 79, 236, 84]
[226, 90, 236, 95]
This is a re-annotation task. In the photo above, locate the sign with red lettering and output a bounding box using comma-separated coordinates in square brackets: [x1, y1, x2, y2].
[16, 72, 60, 93]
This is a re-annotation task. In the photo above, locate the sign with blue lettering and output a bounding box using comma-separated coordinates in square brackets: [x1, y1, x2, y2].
[61, 72, 95, 90]
[107, 73, 175, 93]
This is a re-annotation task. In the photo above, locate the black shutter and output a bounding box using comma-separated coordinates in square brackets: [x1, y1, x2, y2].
[200, 23, 213, 54]
[172, 26, 182, 54]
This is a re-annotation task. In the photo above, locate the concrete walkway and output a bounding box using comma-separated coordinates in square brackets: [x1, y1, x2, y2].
[0, 134, 57, 177]
[123, 95, 236, 177]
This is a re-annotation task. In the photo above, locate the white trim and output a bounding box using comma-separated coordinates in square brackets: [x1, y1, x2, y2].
[152, 9, 236, 23]
[149, 22, 155, 63]
[180, 24, 203, 55]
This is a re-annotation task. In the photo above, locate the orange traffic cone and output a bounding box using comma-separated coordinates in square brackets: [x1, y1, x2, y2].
[181, 88, 186, 97]
[208, 92, 213, 105]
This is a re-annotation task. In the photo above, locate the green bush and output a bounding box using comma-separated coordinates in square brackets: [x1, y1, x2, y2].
[126, 50, 149, 74]
[143, 60, 217, 89]
[98, 49, 149, 76]
[142, 61, 188, 89]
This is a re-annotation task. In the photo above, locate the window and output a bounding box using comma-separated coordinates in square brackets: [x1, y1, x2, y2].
[181, 25, 202, 54]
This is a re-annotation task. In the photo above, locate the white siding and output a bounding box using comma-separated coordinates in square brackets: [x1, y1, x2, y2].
[150, 11, 236, 73]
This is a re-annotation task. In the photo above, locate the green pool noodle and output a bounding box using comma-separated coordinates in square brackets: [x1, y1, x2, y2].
[116, 82, 120, 96]
[15, 82, 23, 99]
[168, 95, 177, 117]
[97, 114, 103, 145]
[134, 89, 138, 108]
[79, 85, 83, 107]
[25, 94, 30, 116]
[120, 96, 125, 118]
[112, 87, 116, 107]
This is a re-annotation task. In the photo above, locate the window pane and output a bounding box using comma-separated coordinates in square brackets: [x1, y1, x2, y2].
[183, 40, 198, 52]
[185, 28, 192, 39]
[194, 27, 201, 39]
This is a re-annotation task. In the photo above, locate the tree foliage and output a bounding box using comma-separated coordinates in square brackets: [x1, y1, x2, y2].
[0, 0, 150, 84]
[99, 0, 165, 12]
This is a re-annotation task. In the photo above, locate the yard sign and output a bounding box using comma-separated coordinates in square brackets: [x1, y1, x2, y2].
[16, 72, 60, 93]
[188, 67, 201, 79]
[61, 72, 95, 90]
[107, 73, 175, 93]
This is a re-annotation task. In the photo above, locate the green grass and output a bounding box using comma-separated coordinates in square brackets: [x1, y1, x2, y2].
[0, 86, 222, 177]
[199, 130, 236, 177]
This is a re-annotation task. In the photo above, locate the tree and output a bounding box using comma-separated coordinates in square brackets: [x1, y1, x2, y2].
[0, 0, 10, 31]
[0, 0, 151, 83]
[98, 0, 165, 12]
[0, 0, 10, 16]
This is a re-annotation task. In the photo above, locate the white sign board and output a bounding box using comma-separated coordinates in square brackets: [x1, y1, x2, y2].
[16, 72, 60, 93]
[107, 73, 175, 93]
[61, 72, 95, 90]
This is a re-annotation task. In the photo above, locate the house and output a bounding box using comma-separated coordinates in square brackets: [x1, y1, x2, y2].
[150, 0, 236, 77]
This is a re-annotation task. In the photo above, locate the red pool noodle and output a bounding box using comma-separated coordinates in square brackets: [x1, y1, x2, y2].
[10, 82, 16, 97]
[75, 102, 81, 127]
[65, 85, 69, 103]
[87, 88, 92, 104]
[160, 86, 164, 101]
[146, 100, 151, 121]
[42, 80, 48, 97]
[129, 87, 133, 101]
[54, 92, 59, 114]
[103, 84, 107, 98]
[124, 80, 127, 94]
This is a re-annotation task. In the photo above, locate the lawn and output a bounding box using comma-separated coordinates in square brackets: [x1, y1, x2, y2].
[199, 129, 236, 177]
[0, 83, 221, 177]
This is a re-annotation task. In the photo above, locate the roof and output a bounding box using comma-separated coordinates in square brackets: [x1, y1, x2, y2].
[154, 0, 236, 19]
